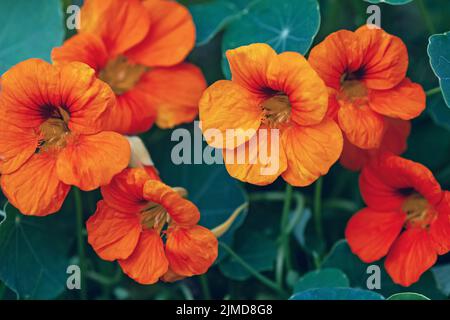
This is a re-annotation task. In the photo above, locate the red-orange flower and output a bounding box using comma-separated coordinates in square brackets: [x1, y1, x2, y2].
[52, 0, 206, 134]
[309, 26, 425, 155]
[0, 59, 130, 216]
[87, 167, 218, 284]
[345, 153, 450, 286]
[199, 43, 343, 186]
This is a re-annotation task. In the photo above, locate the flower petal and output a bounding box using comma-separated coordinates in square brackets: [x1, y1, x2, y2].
[143, 180, 200, 226]
[80, 0, 150, 56]
[1, 152, 70, 216]
[266, 52, 328, 126]
[125, 0, 195, 67]
[166, 226, 218, 277]
[0, 121, 38, 174]
[345, 208, 406, 263]
[101, 167, 153, 213]
[361, 154, 443, 210]
[356, 25, 408, 90]
[118, 229, 168, 285]
[52, 33, 109, 72]
[86, 201, 142, 261]
[199, 80, 262, 149]
[369, 78, 425, 120]
[385, 228, 437, 287]
[430, 192, 450, 255]
[56, 132, 130, 191]
[224, 126, 287, 186]
[338, 100, 385, 149]
[226, 43, 277, 94]
[309, 30, 363, 90]
[137, 63, 206, 129]
[281, 118, 343, 187]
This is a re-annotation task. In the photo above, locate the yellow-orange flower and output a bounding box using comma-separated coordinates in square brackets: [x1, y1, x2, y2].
[87, 167, 218, 284]
[199, 43, 343, 186]
[52, 0, 206, 134]
[309, 25, 425, 152]
[0, 59, 130, 216]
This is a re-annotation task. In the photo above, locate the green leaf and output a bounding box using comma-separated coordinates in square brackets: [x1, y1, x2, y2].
[290, 288, 384, 300]
[219, 230, 277, 280]
[293, 268, 350, 294]
[364, 0, 413, 5]
[432, 264, 450, 297]
[221, 0, 321, 78]
[387, 292, 430, 300]
[146, 124, 248, 259]
[428, 94, 450, 131]
[0, 0, 64, 74]
[189, 0, 240, 46]
[428, 31, 450, 108]
[322, 240, 445, 299]
[0, 203, 74, 299]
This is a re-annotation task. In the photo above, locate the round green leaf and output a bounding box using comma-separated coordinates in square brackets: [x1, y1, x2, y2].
[219, 230, 277, 280]
[189, 0, 241, 46]
[293, 268, 350, 294]
[428, 94, 450, 131]
[322, 240, 445, 299]
[364, 0, 413, 4]
[290, 288, 384, 300]
[0, 0, 64, 74]
[428, 32, 450, 109]
[221, 0, 320, 78]
[387, 292, 430, 300]
[0, 204, 74, 299]
[432, 264, 450, 297]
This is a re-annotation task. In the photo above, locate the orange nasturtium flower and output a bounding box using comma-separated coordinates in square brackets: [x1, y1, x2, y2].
[199, 43, 343, 186]
[52, 0, 206, 134]
[346, 153, 450, 287]
[308, 25, 425, 169]
[0, 59, 130, 216]
[87, 167, 218, 284]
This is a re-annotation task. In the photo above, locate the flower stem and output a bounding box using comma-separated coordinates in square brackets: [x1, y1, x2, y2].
[417, 0, 436, 34]
[314, 177, 324, 242]
[219, 242, 288, 298]
[275, 183, 293, 287]
[426, 87, 441, 97]
[199, 274, 212, 300]
[74, 187, 87, 300]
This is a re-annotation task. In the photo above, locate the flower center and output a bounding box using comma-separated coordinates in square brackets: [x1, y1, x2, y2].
[139, 187, 188, 232]
[38, 107, 70, 152]
[261, 93, 292, 127]
[99, 55, 148, 95]
[337, 80, 369, 107]
[403, 193, 437, 229]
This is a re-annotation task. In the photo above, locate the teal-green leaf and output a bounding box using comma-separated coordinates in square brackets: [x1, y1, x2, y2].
[428, 94, 450, 131]
[322, 240, 444, 299]
[432, 264, 450, 297]
[219, 231, 277, 280]
[146, 124, 248, 259]
[189, 0, 240, 46]
[387, 292, 430, 300]
[293, 268, 350, 294]
[364, 0, 413, 5]
[221, 0, 320, 78]
[0, 0, 64, 74]
[428, 31, 450, 108]
[0, 204, 74, 299]
[290, 288, 384, 300]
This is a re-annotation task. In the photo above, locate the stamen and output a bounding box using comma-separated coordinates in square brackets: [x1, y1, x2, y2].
[37, 107, 70, 152]
[99, 56, 148, 95]
[261, 93, 292, 127]
[403, 193, 437, 228]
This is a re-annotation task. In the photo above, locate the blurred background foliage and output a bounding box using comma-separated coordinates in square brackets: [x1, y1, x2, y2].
[0, 0, 449, 300]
